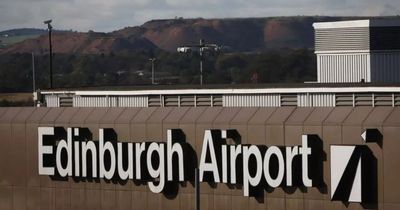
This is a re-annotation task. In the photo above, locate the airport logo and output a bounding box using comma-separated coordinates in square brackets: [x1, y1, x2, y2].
[330, 129, 380, 203]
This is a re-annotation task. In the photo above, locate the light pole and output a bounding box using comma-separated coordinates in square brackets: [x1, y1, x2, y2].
[177, 39, 221, 85]
[149, 58, 156, 84]
[44, 19, 53, 89]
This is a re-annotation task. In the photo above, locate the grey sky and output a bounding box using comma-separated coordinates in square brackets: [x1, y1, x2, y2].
[0, 0, 399, 32]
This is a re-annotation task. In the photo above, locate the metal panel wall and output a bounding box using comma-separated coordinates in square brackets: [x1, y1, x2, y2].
[73, 96, 121, 107]
[298, 93, 335, 107]
[312, 93, 336, 107]
[44, 95, 59, 107]
[315, 27, 370, 52]
[317, 53, 371, 83]
[223, 94, 280, 107]
[118, 96, 148, 107]
[371, 52, 400, 83]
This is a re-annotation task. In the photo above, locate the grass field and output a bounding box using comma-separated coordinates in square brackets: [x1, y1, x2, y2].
[0, 92, 33, 101]
[0, 34, 40, 48]
[0, 92, 34, 107]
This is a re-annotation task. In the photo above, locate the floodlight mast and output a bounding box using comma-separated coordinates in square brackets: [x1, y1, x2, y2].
[149, 58, 156, 84]
[177, 39, 220, 86]
[44, 19, 53, 89]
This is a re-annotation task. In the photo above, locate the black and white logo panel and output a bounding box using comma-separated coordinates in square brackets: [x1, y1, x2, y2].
[330, 145, 377, 203]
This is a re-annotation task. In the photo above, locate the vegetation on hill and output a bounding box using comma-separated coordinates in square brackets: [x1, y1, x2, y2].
[0, 48, 316, 92]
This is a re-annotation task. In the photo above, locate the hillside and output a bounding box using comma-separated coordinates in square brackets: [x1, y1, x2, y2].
[0, 28, 69, 50]
[1, 16, 376, 54]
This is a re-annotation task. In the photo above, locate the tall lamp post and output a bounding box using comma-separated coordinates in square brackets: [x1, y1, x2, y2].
[44, 19, 53, 89]
[177, 39, 221, 86]
[149, 58, 156, 84]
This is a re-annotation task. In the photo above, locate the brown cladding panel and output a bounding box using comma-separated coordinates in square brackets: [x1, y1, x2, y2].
[214, 194, 231, 210]
[304, 107, 334, 125]
[247, 108, 275, 147]
[102, 190, 116, 210]
[147, 193, 162, 210]
[27, 187, 40, 210]
[324, 107, 354, 125]
[116, 190, 132, 210]
[200, 194, 214, 210]
[40, 187, 55, 210]
[10, 124, 27, 186]
[248, 108, 277, 125]
[115, 108, 141, 124]
[26, 124, 41, 187]
[55, 188, 70, 210]
[0, 107, 22, 123]
[70, 188, 85, 210]
[0, 185, 12, 210]
[304, 199, 324, 210]
[196, 107, 223, 124]
[267, 107, 296, 125]
[85, 189, 101, 210]
[13, 186, 27, 210]
[179, 107, 207, 124]
[286, 107, 315, 126]
[69, 108, 94, 125]
[85, 107, 109, 124]
[248, 197, 265, 210]
[383, 107, 400, 126]
[266, 197, 285, 210]
[384, 203, 400, 210]
[180, 193, 195, 210]
[26, 108, 49, 123]
[39, 108, 65, 125]
[342, 107, 373, 145]
[363, 107, 393, 126]
[161, 193, 180, 210]
[343, 107, 374, 126]
[0, 108, 21, 186]
[99, 108, 125, 124]
[0, 108, 9, 119]
[231, 107, 259, 125]
[231, 108, 258, 149]
[285, 198, 304, 210]
[12, 107, 35, 123]
[54, 108, 80, 125]
[146, 107, 173, 140]
[382, 126, 400, 204]
[231, 195, 248, 210]
[130, 107, 157, 141]
[164, 107, 190, 124]
[132, 190, 147, 210]
[213, 107, 241, 125]
[9, 109, 33, 187]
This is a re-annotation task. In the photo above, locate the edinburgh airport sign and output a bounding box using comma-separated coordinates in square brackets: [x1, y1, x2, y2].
[38, 127, 376, 203]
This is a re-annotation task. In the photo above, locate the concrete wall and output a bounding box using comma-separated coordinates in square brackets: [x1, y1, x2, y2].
[0, 107, 399, 210]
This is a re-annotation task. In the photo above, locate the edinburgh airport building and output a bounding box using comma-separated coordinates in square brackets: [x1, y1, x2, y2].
[1, 19, 400, 210]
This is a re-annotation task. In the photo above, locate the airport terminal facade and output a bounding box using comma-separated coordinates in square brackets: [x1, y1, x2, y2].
[1, 19, 400, 210]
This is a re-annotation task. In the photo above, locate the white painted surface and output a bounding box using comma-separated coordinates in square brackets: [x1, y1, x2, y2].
[330, 145, 356, 200]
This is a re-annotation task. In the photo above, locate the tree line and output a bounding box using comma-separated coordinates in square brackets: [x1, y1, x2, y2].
[0, 48, 316, 92]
